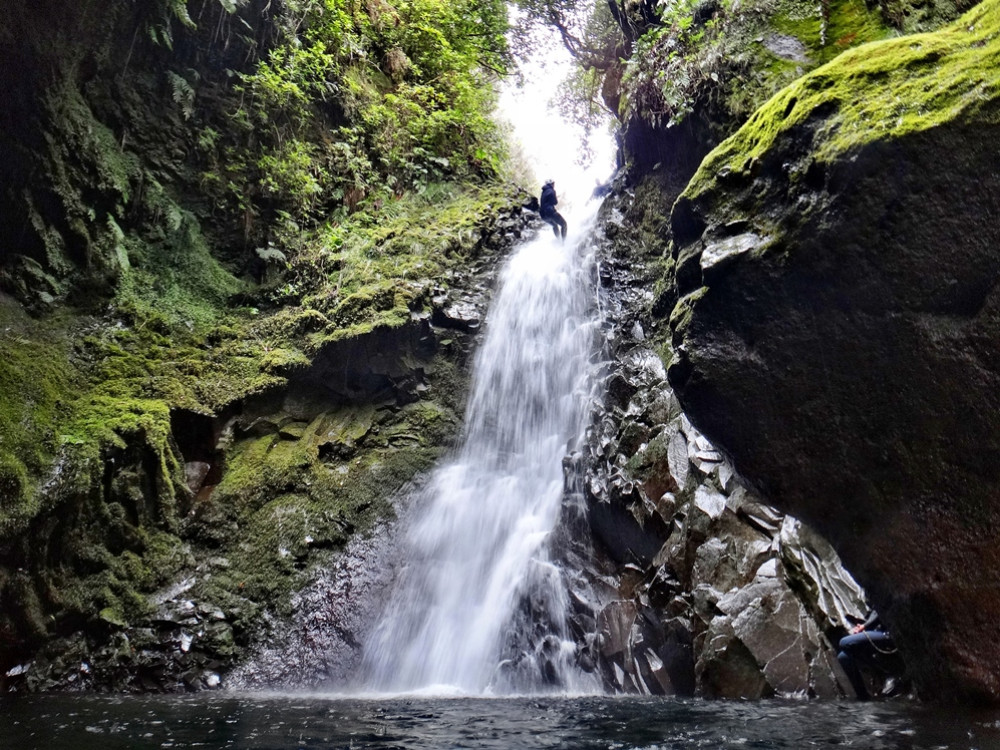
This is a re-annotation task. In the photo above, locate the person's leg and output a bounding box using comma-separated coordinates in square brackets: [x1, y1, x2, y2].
[557, 212, 567, 239]
[851, 631, 895, 672]
[838, 633, 873, 700]
[862, 630, 900, 689]
[541, 211, 561, 238]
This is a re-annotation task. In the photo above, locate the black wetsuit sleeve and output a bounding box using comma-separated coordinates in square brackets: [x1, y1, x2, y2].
[862, 610, 882, 631]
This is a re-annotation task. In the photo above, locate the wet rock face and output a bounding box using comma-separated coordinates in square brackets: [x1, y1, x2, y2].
[3, 566, 237, 693]
[665, 19, 1000, 697]
[225, 521, 400, 690]
[576, 195, 871, 699]
[0, 208, 526, 694]
[578, 359, 866, 699]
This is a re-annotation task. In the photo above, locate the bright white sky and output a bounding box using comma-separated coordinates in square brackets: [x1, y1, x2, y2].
[497, 22, 616, 216]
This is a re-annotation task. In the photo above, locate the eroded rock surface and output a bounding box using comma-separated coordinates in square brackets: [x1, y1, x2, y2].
[667, 0, 1000, 701]
[566, 191, 872, 699]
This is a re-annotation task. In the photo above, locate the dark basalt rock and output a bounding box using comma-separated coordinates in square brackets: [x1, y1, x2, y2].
[666, 3, 1000, 701]
[569, 189, 877, 699]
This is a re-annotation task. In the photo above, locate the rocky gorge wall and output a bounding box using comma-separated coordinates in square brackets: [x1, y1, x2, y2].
[564, 0, 929, 699]
[0, 209, 534, 693]
[583, 0, 1000, 703]
[661, 0, 1000, 702]
[4, 0, 991, 703]
[0, 0, 532, 692]
[553, 183, 876, 700]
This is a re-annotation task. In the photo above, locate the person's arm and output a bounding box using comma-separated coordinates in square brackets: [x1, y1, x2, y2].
[852, 610, 881, 633]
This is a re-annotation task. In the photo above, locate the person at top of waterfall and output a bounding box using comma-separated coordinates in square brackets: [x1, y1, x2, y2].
[836, 610, 902, 700]
[539, 180, 567, 241]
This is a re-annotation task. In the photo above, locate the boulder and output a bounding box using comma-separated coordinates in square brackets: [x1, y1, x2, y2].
[667, 0, 1000, 701]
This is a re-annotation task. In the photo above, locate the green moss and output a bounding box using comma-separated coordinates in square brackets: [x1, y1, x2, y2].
[0, 304, 78, 535]
[60, 568, 152, 628]
[322, 406, 377, 445]
[46, 81, 137, 213]
[297, 183, 518, 311]
[116, 530, 194, 592]
[331, 279, 419, 328]
[40, 523, 195, 636]
[774, 0, 889, 64]
[260, 347, 311, 375]
[625, 429, 670, 476]
[878, 0, 972, 33]
[621, 0, 893, 132]
[4, 571, 48, 641]
[722, 0, 891, 124]
[685, 0, 1000, 199]
[192, 382, 458, 628]
[669, 286, 710, 334]
[194, 436, 441, 632]
[98, 607, 127, 627]
[116, 210, 244, 332]
[385, 401, 458, 446]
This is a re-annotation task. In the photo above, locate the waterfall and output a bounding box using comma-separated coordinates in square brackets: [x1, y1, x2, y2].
[350, 24, 616, 694]
[359, 196, 605, 695]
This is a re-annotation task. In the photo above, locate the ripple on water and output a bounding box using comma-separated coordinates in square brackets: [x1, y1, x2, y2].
[3, 694, 1000, 750]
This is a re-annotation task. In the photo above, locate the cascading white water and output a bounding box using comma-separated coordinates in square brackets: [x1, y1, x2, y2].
[359, 193, 606, 694]
[358, 30, 614, 695]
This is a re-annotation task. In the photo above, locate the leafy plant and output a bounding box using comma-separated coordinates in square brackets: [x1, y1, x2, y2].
[167, 70, 198, 120]
[199, 0, 514, 257]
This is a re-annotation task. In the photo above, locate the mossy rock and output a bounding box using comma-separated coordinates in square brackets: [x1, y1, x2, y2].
[0, 0, 525, 690]
[667, 0, 1000, 703]
[679, 0, 1000, 209]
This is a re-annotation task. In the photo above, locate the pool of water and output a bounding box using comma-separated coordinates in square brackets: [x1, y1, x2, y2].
[3, 694, 998, 750]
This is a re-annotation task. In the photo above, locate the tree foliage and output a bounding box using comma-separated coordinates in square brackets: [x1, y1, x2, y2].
[189, 0, 512, 255]
[517, 0, 903, 139]
[510, 0, 623, 71]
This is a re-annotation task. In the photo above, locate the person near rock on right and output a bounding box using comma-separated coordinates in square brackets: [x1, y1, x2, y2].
[539, 179, 567, 241]
[837, 609, 905, 700]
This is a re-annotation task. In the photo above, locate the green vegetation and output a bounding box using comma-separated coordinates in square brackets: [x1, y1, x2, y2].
[3, 171, 520, 646]
[191, 405, 452, 625]
[198, 0, 512, 254]
[291, 183, 523, 342]
[620, 0, 891, 132]
[683, 0, 1000, 200]
[0, 303, 76, 536]
[0, 0, 528, 680]
[877, 0, 978, 33]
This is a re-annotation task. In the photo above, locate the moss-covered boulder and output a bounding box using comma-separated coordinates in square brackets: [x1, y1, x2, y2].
[610, 0, 905, 194]
[666, 0, 1000, 701]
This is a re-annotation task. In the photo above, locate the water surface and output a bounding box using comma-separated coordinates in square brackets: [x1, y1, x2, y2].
[3, 694, 998, 749]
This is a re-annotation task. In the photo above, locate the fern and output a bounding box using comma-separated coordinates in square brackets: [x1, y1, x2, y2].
[256, 245, 288, 264]
[148, 22, 174, 50]
[167, 71, 196, 120]
[171, 0, 196, 28]
[166, 202, 186, 233]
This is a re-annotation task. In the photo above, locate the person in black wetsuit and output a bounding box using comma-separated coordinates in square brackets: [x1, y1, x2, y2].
[539, 180, 567, 240]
